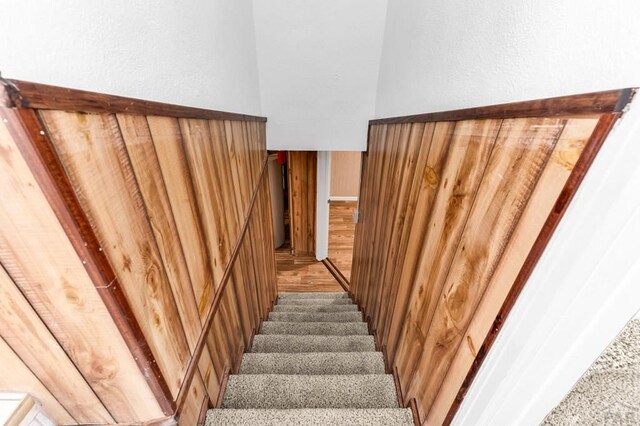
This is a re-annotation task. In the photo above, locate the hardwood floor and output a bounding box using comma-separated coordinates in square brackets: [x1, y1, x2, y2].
[275, 200, 355, 292]
[276, 247, 342, 292]
[328, 201, 356, 281]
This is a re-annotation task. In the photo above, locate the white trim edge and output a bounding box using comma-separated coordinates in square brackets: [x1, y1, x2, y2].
[315, 152, 331, 261]
[329, 196, 359, 202]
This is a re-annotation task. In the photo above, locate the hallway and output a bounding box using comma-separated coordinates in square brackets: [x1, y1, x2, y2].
[276, 247, 342, 292]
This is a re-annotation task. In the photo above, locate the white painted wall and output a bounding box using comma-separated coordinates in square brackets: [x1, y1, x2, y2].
[376, 0, 640, 118]
[0, 0, 262, 115]
[374, 1, 640, 424]
[253, 0, 387, 151]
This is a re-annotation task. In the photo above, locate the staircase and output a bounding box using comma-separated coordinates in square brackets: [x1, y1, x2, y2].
[206, 291, 413, 425]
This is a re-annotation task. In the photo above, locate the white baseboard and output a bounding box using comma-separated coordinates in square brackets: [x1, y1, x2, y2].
[329, 196, 358, 202]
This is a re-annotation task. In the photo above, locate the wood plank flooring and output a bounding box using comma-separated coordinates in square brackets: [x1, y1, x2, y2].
[276, 248, 342, 292]
[328, 201, 356, 281]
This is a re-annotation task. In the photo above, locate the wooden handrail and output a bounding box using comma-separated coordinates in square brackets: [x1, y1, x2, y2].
[174, 155, 270, 416]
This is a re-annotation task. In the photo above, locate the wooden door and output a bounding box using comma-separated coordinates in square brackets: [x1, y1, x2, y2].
[287, 151, 317, 256]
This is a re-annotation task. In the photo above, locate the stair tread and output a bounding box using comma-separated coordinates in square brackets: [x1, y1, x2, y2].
[278, 292, 349, 299]
[206, 408, 413, 425]
[268, 311, 362, 323]
[260, 321, 369, 336]
[273, 304, 359, 312]
[251, 335, 376, 353]
[276, 298, 353, 305]
[221, 374, 398, 409]
[239, 352, 385, 375]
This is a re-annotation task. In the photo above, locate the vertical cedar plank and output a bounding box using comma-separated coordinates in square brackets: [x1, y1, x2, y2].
[427, 118, 598, 425]
[0, 336, 75, 425]
[350, 127, 378, 302]
[0, 116, 161, 421]
[146, 116, 223, 402]
[395, 119, 502, 385]
[363, 123, 397, 323]
[209, 121, 241, 245]
[225, 120, 250, 220]
[383, 122, 454, 363]
[147, 116, 214, 321]
[376, 123, 428, 337]
[118, 114, 201, 352]
[40, 110, 190, 398]
[371, 123, 412, 329]
[180, 119, 228, 291]
[0, 265, 107, 424]
[408, 118, 564, 419]
[233, 259, 257, 341]
[359, 125, 392, 314]
[118, 114, 219, 402]
[177, 376, 207, 426]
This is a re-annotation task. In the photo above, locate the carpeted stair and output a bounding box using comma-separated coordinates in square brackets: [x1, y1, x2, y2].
[206, 291, 413, 425]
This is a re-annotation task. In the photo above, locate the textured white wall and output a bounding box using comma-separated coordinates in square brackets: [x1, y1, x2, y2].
[253, 0, 387, 150]
[0, 0, 262, 115]
[376, 0, 640, 117]
[374, 1, 640, 425]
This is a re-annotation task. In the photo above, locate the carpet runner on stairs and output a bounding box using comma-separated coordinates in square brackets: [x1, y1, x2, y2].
[205, 291, 413, 425]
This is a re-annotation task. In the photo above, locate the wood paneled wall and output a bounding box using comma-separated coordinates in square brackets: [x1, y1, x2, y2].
[351, 90, 634, 425]
[287, 151, 317, 256]
[0, 79, 276, 425]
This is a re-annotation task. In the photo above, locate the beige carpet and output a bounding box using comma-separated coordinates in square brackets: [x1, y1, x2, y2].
[543, 319, 640, 425]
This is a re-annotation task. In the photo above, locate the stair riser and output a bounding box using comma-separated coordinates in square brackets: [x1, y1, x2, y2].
[268, 312, 363, 323]
[276, 298, 353, 306]
[261, 322, 369, 336]
[273, 304, 359, 313]
[252, 335, 376, 353]
[221, 375, 398, 409]
[239, 352, 386, 375]
[206, 408, 414, 425]
[278, 292, 349, 299]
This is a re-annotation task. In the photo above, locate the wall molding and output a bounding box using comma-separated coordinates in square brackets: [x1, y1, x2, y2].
[329, 196, 359, 202]
[370, 88, 634, 125]
[0, 78, 267, 122]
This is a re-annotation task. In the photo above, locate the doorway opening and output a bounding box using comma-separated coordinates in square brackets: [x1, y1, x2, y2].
[326, 151, 362, 282]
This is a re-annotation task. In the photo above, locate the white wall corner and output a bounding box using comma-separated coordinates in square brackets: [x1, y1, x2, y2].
[315, 151, 331, 260]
